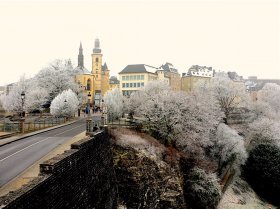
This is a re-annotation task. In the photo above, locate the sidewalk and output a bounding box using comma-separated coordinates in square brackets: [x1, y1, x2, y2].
[0, 131, 87, 196]
[0, 119, 79, 147]
[0, 132, 16, 139]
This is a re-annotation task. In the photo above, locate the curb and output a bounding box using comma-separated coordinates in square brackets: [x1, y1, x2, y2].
[0, 119, 81, 147]
[0, 133, 17, 140]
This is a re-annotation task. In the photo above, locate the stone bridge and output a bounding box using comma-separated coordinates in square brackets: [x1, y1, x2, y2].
[0, 129, 117, 209]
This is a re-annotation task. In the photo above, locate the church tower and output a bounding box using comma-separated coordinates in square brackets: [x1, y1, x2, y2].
[92, 38, 103, 90]
[91, 38, 103, 106]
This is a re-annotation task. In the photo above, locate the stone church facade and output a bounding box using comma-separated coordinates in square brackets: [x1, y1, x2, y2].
[75, 39, 110, 107]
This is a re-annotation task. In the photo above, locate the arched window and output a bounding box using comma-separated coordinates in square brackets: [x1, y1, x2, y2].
[96, 57, 99, 62]
[87, 79, 91, 90]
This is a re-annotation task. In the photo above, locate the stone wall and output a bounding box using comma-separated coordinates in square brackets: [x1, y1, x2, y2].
[0, 130, 117, 209]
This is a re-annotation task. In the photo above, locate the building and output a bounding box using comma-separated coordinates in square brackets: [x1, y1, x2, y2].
[109, 76, 120, 90]
[74, 39, 110, 107]
[181, 65, 214, 92]
[0, 86, 5, 96]
[119, 64, 170, 96]
[245, 76, 280, 102]
[159, 62, 181, 91]
[3, 83, 15, 95]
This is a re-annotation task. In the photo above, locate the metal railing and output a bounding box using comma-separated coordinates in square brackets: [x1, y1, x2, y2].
[0, 117, 66, 133]
[0, 122, 20, 132]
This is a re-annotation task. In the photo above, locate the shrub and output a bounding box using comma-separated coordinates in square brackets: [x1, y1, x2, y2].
[242, 143, 280, 206]
[184, 167, 221, 209]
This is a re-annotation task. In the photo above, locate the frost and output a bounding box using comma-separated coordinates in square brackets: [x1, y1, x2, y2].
[50, 89, 79, 117]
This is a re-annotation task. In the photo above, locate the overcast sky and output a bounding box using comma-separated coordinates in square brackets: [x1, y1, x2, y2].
[0, 0, 279, 86]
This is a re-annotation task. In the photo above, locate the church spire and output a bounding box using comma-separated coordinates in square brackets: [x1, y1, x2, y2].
[78, 41, 84, 67]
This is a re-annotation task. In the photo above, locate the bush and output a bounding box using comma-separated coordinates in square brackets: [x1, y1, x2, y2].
[242, 143, 280, 206]
[184, 167, 221, 209]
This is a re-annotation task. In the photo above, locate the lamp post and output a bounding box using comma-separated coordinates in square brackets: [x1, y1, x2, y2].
[64, 99, 67, 121]
[87, 92, 91, 117]
[20, 91, 25, 118]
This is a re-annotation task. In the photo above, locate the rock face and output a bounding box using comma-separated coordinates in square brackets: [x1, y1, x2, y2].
[111, 128, 186, 209]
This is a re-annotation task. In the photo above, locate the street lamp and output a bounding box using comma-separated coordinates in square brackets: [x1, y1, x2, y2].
[87, 92, 91, 117]
[20, 91, 25, 118]
[64, 99, 68, 121]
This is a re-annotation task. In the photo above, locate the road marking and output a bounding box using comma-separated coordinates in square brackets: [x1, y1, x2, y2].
[0, 124, 85, 163]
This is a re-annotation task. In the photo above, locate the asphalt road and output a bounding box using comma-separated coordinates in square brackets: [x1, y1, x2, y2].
[0, 116, 100, 187]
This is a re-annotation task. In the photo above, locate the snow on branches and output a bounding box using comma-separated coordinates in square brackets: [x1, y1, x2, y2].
[194, 75, 249, 123]
[50, 89, 79, 117]
[35, 59, 79, 102]
[211, 123, 247, 174]
[124, 80, 224, 155]
[104, 88, 124, 120]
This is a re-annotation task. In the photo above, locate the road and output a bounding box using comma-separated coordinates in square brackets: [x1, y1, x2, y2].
[0, 116, 100, 187]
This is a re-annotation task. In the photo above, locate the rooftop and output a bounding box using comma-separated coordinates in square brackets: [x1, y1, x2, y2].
[119, 64, 158, 74]
[74, 66, 91, 75]
[160, 62, 179, 74]
[109, 76, 120, 84]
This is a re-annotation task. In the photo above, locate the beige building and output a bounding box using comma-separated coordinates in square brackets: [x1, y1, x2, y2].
[181, 65, 214, 92]
[119, 64, 170, 96]
[181, 76, 211, 92]
[109, 76, 120, 90]
[74, 39, 110, 107]
[159, 62, 181, 91]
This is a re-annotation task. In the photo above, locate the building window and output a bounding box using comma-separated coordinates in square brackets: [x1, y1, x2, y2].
[96, 58, 99, 62]
[122, 76, 125, 80]
[87, 79, 91, 90]
[141, 82, 144, 87]
[137, 75, 140, 80]
[130, 83, 133, 87]
[126, 76, 129, 80]
[141, 75, 144, 80]
[126, 83, 129, 88]
[122, 83, 125, 88]
[133, 75, 137, 80]
[134, 83, 136, 87]
[96, 70, 98, 74]
[96, 75, 98, 78]
[137, 82, 140, 87]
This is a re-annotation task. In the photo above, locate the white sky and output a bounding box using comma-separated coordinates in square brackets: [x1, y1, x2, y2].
[0, 0, 279, 86]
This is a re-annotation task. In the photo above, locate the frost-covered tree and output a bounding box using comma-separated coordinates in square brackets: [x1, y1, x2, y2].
[125, 81, 223, 155]
[194, 75, 249, 123]
[104, 88, 124, 120]
[247, 117, 280, 147]
[1, 75, 30, 113]
[35, 59, 79, 105]
[210, 123, 247, 174]
[249, 100, 274, 120]
[50, 89, 79, 117]
[257, 83, 280, 119]
[25, 87, 48, 112]
[184, 167, 221, 209]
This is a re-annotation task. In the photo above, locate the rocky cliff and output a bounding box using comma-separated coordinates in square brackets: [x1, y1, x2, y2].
[110, 127, 186, 209]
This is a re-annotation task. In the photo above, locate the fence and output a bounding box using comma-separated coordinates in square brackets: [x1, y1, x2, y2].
[0, 121, 19, 132]
[0, 117, 66, 133]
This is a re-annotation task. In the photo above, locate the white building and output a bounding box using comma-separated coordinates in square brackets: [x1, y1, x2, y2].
[184, 65, 214, 77]
[119, 64, 170, 96]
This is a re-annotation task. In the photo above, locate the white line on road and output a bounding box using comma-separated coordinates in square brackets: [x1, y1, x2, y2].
[0, 124, 85, 163]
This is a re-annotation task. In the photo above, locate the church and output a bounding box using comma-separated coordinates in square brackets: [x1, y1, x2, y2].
[74, 39, 110, 107]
